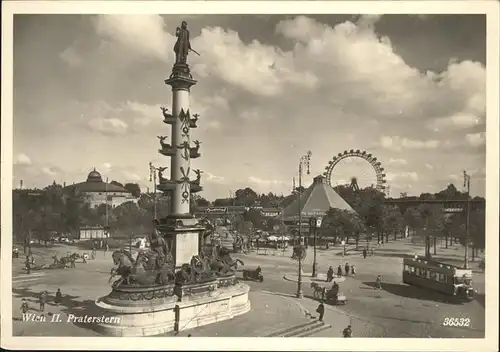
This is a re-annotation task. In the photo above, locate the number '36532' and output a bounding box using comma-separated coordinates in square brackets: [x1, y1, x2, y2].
[443, 318, 470, 327]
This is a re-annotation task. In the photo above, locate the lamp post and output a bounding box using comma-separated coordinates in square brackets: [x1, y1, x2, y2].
[463, 170, 471, 269]
[296, 150, 312, 299]
[149, 162, 159, 220]
[309, 217, 318, 277]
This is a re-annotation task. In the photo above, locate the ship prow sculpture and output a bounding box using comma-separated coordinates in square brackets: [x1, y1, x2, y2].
[94, 20, 251, 337]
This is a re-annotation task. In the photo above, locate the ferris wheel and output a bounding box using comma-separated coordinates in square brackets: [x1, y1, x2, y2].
[323, 149, 387, 192]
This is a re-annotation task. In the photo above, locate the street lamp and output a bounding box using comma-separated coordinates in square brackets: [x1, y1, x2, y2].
[149, 162, 160, 220]
[309, 217, 320, 277]
[296, 150, 312, 299]
[463, 170, 471, 269]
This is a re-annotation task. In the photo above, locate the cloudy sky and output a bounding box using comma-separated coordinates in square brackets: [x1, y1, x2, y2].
[12, 13, 487, 199]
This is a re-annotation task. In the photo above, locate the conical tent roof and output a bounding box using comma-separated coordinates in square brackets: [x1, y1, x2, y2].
[281, 175, 356, 221]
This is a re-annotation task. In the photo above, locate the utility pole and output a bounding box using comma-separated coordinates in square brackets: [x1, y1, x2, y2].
[296, 150, 311, 299]
[463, 171, 471, 269]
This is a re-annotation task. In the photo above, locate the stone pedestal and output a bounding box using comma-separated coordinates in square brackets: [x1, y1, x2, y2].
[94, 278, 251, 336]
[157, 216, 204, 269]
[94, 283, 177, 337]
[175, 280, 251, 332]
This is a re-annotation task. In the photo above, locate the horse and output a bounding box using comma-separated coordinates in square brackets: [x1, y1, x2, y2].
[310, 282, 326, 299]
[108, 250, 136, 284]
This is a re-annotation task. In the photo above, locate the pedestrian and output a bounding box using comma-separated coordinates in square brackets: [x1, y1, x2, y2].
[13, 247, 19, 259]
[91, 247, 96, 260]
[351, 265, 356, 276]
[343, 325, 353, 337]
[337, 265, 342, 277]
[82, 253, 88, 264]
[21, 299, 29, 314]
[362, 248, 367, 259]
[375, 275, 382, 290]
[345, 262, 350, 276]
[316, 301, 325, 321]
[327, 266, 334, 282]
[25, 256, 31, 275]
[331, 281, 339, 305]
[54, 288, 62, 305]
[39, 291, 47, 312]
[371, 248, 374, 256]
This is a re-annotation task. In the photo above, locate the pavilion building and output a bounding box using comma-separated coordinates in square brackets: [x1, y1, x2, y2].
[280, 175, 357, 244]
[64, 169, 137, 209]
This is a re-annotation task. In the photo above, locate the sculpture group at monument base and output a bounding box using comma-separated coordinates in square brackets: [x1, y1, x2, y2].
[94, 280, 251, 337]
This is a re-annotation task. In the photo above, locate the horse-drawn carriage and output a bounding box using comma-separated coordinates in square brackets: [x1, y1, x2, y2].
[50, 253, 82, 269]
[310, 282, 347, 305]
[242, 266, 263, 282]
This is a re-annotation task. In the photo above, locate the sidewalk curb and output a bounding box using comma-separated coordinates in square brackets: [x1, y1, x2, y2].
[283, 274, 346, 284]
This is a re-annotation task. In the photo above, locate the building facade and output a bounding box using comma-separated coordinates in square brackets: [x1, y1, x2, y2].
[65, 169, 137, 209]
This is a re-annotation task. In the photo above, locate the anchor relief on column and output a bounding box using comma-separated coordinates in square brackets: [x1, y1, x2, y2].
[179, 166, 191, 203]
[177, 141, 191, 161]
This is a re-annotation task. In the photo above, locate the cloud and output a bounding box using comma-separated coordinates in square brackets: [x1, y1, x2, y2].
[248, 176, 284, 186]
[387, 158, 407, 166]
[192, 26, 318, 96]
[92, 15, 171, 62]
[59, 45, 83, 67]
[380, 136, 440, 151]
[14, 153, 32, 166]
[205, 172, 225, 183]
[16, 15, 487, 199]
[425, 113, 482, 131]
[88, 117, 128, 135]
[386, 171, 419, 182]
[101, 162, 112, 170]
[41, 166, 63, 176]
[122, 170, 142, 182]
[465, 132, 486, 147]
[425, 164, 434, 170]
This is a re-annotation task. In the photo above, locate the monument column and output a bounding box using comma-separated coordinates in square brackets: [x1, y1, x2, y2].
[165, 72, 196, 216]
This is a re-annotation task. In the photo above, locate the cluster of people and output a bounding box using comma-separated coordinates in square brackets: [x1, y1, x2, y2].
[24, 255, 36, 274]
[326, 263, 356, 281]
[20, 288, 63, 315]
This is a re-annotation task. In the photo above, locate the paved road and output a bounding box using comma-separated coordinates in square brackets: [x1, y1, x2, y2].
[10, 240, 485, 338]
[232, 240, 485, 338]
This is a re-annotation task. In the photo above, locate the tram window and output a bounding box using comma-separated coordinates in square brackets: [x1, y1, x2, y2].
[438, 274, 448, 283]
[429, 271, 437, 281]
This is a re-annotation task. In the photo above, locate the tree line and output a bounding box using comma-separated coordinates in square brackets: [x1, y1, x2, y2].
[13, 181, 485, 259]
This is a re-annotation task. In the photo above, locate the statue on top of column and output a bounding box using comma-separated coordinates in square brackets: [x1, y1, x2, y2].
[174, 21, 200, 65]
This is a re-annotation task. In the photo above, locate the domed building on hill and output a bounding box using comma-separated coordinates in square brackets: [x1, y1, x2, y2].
[65, 168, 137, 208]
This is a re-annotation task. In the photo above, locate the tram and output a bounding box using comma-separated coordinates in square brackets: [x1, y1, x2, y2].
[402, 256, 475, 302]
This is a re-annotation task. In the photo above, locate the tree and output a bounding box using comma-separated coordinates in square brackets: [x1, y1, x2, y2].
[194, 196, 210, 207]
[234, 187, 259, 206]
[467, 208, 485, 260]
[435, 183, 467, 200]
[213, 198, 234, 206]
[382, 205, 403, 242]
[244, 209, 266, 230]
[124, 183, 141, 198]
[416, 204, 445, 257]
